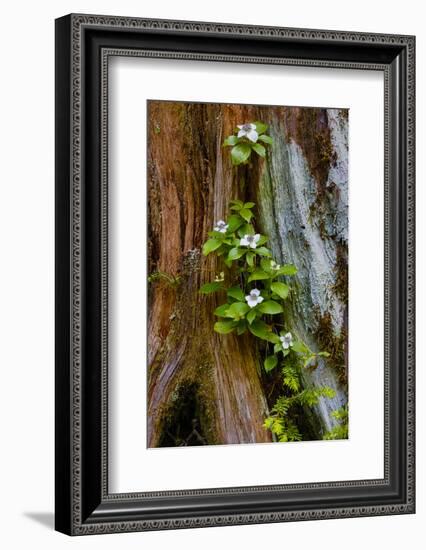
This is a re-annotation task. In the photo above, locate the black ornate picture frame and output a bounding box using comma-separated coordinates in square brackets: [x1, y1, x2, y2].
[55, 14, 415, 535]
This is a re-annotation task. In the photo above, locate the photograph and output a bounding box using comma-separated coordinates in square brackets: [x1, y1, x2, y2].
[147, 100, 349, 448]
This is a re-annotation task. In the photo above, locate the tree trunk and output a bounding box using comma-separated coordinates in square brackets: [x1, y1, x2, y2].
[147, 102, 271, 447]
[254, 107, 349, 434]
[147, 101, 348, 446]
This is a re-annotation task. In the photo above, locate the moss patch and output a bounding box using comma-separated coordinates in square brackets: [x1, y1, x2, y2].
[333, 240, 348, 304]
[314, 310, 348, 388]
[284, 107, 337, 190]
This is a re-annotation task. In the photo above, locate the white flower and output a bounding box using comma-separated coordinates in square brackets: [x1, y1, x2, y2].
[240, 234, 261, 249]
[245, 288, 264, 308]
[237, 123, 258, 143]
[280, 332, 293, 350]
[215, 272, 225, 282]
[270, 260, 281, 270]
[214, 220, 228, 233]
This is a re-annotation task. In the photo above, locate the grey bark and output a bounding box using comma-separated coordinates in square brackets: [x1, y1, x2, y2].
[256, 108, 349, 433]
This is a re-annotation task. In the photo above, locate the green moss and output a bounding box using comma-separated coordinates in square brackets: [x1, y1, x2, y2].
[323, 405, 349, 440]
[148, 270, 181, 288]
[333, 240, 348, 304]
[314, 310, 347, 388]
[284, 108, 342, 240]
[308, 180, 341, 240]
[286, 108, 336, 190]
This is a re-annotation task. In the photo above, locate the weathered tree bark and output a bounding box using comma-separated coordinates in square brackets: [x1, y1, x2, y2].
[147, 102, 271, 447]
[147, 101, 348, 446]
[254, 107, 349, 434]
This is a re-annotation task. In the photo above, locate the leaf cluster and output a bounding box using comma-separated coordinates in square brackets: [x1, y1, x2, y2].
[199, 122, 336, 443]
[323, 405, 349, 440]
[200, 200, 335, 443]
[200, 200, 298, 340]
[223, 121, 274, 166]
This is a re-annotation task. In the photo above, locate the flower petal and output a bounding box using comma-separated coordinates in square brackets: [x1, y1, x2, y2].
[240, 237, 249, 246]
[251, 288, 261, 297]
[250, 123, 257, 130]
[246, 129, 259, 142]
[237, 129, 246, 138]
[257, 296, 264, 304]
[247, 298, 258, 308]
[253, 234, 261, 242]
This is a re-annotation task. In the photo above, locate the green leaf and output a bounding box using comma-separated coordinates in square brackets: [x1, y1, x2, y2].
[255, 246, 271, 257]
[239, 208, 253, 222]
[207, 230, 225, 238]
[258, 134, 273, 145]
[229, 199, 244, 209]
[303, 355, 316, 369]
[231, 143, 252, 165]
[256, 235, 268, 246]
[227, 286, 245, 302]
[243, 202, 255, 209]
[318, 351, 331, 357]
[258, 300, 283, 315]
[264, 354, 278, 372]
[279, 264, 298, 276]
[260, 258, 273, 272]
[227, 214, 244, 232]
[237, 224, 255, 238]
[214, 320, 238, 334]
[214, 304, 231, 317]
[292, 340, 310, 354]
[202, 238, 222, 256]
[199, 281, 223, 294]
[283, 366, 300, 392]
[248, 269, 270, 282]
[223, 135, 239, 146]
[247, 309, 257, 325]
[249, 320, 280, 343]
[227, 247, 245, 261]
[252, 143, 266, 157]
[254, 121, 268, 134]
[320, 386, 336, 399]
[274, 343, 282, 354]
[270, 282, 289, 300]
[236, 320, 247, 335]
[264, 417, 274, 430]
[225, 301, 250, 320]
[246, 251, 255, 267]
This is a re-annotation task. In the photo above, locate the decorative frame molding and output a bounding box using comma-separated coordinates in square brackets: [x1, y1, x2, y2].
[55, 14, 415, 535]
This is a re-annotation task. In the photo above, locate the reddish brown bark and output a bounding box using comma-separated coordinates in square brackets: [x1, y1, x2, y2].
[147, 101, 272, 446]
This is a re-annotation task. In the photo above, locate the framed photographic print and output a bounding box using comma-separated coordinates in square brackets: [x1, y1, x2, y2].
[55, 14, 415, 535]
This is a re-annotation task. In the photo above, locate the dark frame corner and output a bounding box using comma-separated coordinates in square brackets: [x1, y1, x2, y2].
[55, 13, 415, 535]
